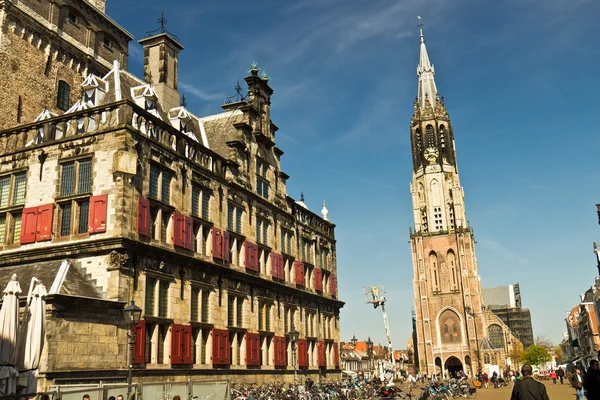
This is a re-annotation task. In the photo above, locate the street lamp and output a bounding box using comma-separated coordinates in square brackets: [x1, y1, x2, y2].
[351, 334, 358, 347]
[366, 337, 374, 379]
[465, 306, 482, 379]
[124, 300, 142, 400]
[288, 325, 300, 389]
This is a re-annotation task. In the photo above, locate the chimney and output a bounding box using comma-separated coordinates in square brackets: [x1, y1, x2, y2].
[138, 33, 184, 112]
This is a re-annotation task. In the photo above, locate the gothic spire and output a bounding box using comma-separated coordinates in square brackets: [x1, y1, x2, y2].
[416, 17, 438, 111]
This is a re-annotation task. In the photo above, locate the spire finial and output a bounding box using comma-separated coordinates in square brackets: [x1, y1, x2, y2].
[300, 192, 305, 202]
[417, 16, 424, 44]
[180, 94, 187, 108]
[321, 199, 329, 221]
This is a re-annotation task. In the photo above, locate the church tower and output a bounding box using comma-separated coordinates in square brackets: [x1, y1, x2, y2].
[409, 22, 487, 377]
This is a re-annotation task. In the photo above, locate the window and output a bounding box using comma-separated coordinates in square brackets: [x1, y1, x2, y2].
[227, 295, 244, 328]
[256, 217, 269, 245]
[280, 228, 293, 255]
[190, 286, 211, 323]
[191, 185, 211, 220]
[191, 221, 211, 255]
[258, 302, 272, 332]
[426, 125, 435, 147]
[319, 248, 329, 270]
[57, 80, 71, 111]
[148, 164, 173, 204]
[488, 324, 504, 349]
[433, 207, 443, 231]
[449, 207, 455, 230]
[57, 159, 99, 237]
[67, 10, 78, 25]
[301, 238, 313, 264]
[103, 36, 113, 49]
[256, 159, 269, 199]
[144, 277, 170, 318]
[227, 203, 244, 234]
[305, 310, 316, 337]
[0, 173, 25, 208]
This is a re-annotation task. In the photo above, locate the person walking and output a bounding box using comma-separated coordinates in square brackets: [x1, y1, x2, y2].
[584, 360, 600, 400]
[510, 364, 550, 400]
[570, 368, 585, 400]
[550, 370, 557, 384]
[557, 367, 565, 384]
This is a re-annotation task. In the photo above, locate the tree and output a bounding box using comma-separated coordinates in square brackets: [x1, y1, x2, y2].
[522, 345, 552, 366]
[554, 345, 565, 363]
[536, 335, 554, 348]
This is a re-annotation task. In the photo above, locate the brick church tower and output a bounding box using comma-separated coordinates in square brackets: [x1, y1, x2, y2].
[409, 23, 487, 377]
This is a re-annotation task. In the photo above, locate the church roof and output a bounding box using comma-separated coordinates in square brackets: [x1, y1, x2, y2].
[416, 25, 438, 110]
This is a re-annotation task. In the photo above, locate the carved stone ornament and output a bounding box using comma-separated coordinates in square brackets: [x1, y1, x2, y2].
[108, 250, 130, 269]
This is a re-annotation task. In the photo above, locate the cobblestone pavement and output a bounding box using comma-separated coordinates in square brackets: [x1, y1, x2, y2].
[408, 380, 575, 399]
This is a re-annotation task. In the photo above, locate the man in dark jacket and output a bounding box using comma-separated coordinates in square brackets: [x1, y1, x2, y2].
[557, 367, 565, 384]
[510, 364, 550, 400]
[584, 360, 600, 399]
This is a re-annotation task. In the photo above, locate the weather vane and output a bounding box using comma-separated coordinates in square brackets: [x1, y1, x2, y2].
[144, 11, 180, 42]
[417, 16, 423, 29]
[224, 81, 247, 104]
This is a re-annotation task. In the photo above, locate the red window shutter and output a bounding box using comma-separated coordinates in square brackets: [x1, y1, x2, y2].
[314, 268, 323, 291]
[137, 198, 150, 236]
[330, 276, 337, 296]
[298, 339, 308, 367]
[274, 336, 286, 367]
[35, 204, 54, 241]
[88, 194, 108, 233]
[333, 342, 339, 368]
[294, 261, 304, 286]
[170, 323, 183, 364]
[212, 328, 230, 365]
[212, 228, 223, 259]
[318, 340, 326, 367]
[132, 320, 146, 364]
[182, 325, 193, 364]
[271, 253, 279, 279]
[279, 255, 285, 280]
[246, 332, 260, 366]
[172, 212, 185, 248]
[20, 207, 38, 244]
[184, 216, 194, 250]
[223, 230, 230, 263]
[245, 241, 258, 272]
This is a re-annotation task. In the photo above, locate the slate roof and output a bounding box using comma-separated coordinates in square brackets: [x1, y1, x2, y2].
[199, 110, 244, 159]
[0, 259, 102, 300]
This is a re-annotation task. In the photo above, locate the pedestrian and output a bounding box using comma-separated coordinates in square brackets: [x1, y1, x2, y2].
[570, 368, 585, 400]
[510, 364, 550, 400]
[557, 367, 565, 384]
[550, 370, 557, 384]
[584, 359, 600, 400]
[83, 395, 90, 400]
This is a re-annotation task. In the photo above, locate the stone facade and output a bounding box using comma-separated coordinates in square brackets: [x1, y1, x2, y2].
[0, 0, 342, 391]
[408, 28, 522, 377]
[0, 0, 132, 131]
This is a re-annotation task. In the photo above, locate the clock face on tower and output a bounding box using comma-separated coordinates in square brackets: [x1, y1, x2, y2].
[424, 148, 438, 164]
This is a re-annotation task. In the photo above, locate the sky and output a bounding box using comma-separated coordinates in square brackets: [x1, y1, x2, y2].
[108, 0, 600, 348]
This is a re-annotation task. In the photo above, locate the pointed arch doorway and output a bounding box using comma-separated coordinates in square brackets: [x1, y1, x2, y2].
[444, 356, 463, 378]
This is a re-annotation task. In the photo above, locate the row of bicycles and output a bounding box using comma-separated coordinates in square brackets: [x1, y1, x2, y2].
[230, 379, 478, 400]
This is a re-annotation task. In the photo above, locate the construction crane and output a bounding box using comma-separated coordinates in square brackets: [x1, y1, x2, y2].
[364, 285, 396, 385]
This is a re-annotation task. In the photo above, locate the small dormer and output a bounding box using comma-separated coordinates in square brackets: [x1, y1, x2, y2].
[131, 84, 160, 117]
[168, 106, 195, 135]
[81, 74, 109, 107]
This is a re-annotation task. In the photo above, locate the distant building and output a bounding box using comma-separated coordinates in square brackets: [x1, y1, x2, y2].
[482, 284, 535, 348]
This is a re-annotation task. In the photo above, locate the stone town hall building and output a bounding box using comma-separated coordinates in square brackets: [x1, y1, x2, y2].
[0, 0, 342, 390]
[408, 26, 522, 377]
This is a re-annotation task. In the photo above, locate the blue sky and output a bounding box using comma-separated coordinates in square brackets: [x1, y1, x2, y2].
[109, 0, 600, 347]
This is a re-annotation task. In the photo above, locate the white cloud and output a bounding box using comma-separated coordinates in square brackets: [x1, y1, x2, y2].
[179, 82, 224, 102]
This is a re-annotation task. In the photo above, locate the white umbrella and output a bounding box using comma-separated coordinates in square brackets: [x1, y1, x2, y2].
[19, 283, 47, 395]
[0, 274, 22, 395]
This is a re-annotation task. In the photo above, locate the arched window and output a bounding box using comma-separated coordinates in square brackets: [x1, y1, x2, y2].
[488, 324, 504, 349]
[429, 252, 439, 291]
[426, 125, 435, 147]
[57, 80, 71, 111]
[439, 309, 462, 344]
[448, 251, 457, 289]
